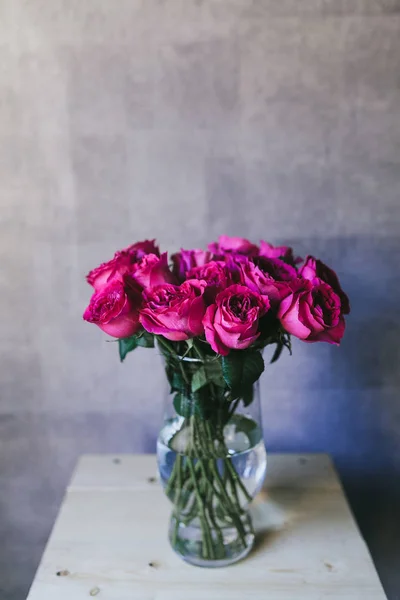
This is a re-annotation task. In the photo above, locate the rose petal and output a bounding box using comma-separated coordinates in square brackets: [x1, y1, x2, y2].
[98, 312, 140, 338]
[279, 296, 311, 339]
[299, 292, 325, 333]
[308, 316, 346, 345]
[203, 305, 229, 355]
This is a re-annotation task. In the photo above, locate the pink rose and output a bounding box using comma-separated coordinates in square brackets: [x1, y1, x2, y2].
[140, 279, 207, 341]
[87, 240, 160, 290]
[116, 239, 160, 261]
[132, 253, 176, 289]
[171, 248, 212, 282]
[86, 253, 133, 290]
[203, 285, 270, 355]
[259, 241, 301, 265]
[236, 258, 290, 305]
[299, 255, 350, 315]
[208, 235, 259, 257]
[83, 278, 141, 338]
[277, 278, 345, 345]
[187, 260, 235, 303]
[255, 256, 298, 282]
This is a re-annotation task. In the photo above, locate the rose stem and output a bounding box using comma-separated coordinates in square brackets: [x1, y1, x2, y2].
[227, 397, 240, 420]
[191, 419, 225, 557]
[225, 459, 252, 504]
[205, 479, 225, 558]
[201, 419, 247, 545]
[191, 416, 223, 559]
[156, 336, 190, 385]
[187, 457, 214, 559]
[206, 417, 250, 529]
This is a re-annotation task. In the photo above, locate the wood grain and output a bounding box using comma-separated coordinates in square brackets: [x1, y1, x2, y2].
[69, 453, 341, 491]
[26, 454, 387, 600]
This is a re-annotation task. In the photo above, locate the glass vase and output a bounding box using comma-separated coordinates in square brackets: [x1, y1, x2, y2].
[157, 350, 267, 568]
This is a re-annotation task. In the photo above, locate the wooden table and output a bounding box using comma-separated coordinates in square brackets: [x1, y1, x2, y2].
[26, 454, 387, 599]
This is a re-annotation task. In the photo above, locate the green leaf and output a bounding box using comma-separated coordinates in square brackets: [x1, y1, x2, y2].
[242, 384, 254, 407]
[221, 351, 242, 392]
[185, 339, 194, 351]
[205, 359, 225, 387]
[233, 414, 258, 437]
[136, 330, 154, 348]
[270, 341, 284, 364]
[173, 392, 192, 418]
[118, 331, 155, 361]
[241, 351, 264, 388]
[118, 337, 138, 362]
[173, 389, 209, 419]
[222, 350, 264, 399]
[191, 366, 208, 393]
[192, 359, 225, 391]
[193, 388, 214, 420]
[283, 333, 292, 355]
[166, 365, 186, 394]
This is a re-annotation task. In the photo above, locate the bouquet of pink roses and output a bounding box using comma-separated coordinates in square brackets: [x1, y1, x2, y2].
[84, 234, 348, 366]
[83, 235, 349, 566]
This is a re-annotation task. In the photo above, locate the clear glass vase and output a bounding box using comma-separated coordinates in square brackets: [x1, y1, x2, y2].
[157, 351, 267, 568]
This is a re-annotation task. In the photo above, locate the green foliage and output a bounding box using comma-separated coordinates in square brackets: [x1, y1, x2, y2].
[118, 330, 154, 362]
[191, 367, 208, 393]
[165, 354, 226, 420]
[136, 330, 155, 348]
[191, 360, 224, 394]
[270, 341, 284, 364]
[173, 387, 214, 420]
[173, 392, 192, 419]
[241, 384, 254, 407]
[222, 350, 265, 400]
[118, 337, 137, 362]
[270, 331, 292, 364]
[165, 363, 186, 394]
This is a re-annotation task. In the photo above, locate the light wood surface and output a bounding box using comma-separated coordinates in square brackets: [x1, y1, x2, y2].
[26, 454, 387, 600]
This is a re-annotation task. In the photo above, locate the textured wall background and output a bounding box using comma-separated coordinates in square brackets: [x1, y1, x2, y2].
[1, 1, 400, 598]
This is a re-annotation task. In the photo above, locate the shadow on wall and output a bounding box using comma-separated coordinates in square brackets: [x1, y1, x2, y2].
[263, 234, 400, 598]
[333, 235, 400, 598]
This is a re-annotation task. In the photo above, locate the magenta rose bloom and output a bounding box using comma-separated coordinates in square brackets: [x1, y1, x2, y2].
[87, 240, 160, 290]
[171, 248, 212, 282]
[203, 285, 270, 355]
[132, 253, 176, 289]
[187, 260, 235, 303]
[116, 239, 160, 261]
[255, 256, 298, 282]
[236, 258, 290, 306]
[259, 240, 301, 265]
[299, 255, 350, 315]
[277, 278, 345, 345]
[83, 278, 142, 338]
[140, 279, 207, 341]
[208, 235, 259, 258]
[86, 253, 133, 290]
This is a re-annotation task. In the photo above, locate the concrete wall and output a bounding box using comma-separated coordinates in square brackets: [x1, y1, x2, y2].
[1, 1, 399, 598]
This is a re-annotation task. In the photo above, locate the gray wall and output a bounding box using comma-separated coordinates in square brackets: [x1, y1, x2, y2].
[1, 1, 400, 598]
